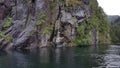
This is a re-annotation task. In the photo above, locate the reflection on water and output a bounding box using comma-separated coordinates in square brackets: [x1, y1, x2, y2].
[0, 45, 120, 68]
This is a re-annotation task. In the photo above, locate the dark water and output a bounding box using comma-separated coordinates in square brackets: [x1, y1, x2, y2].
[0, 45, 120, 68]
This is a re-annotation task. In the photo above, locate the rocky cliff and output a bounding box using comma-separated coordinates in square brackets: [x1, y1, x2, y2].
[0, 0, 110, 50]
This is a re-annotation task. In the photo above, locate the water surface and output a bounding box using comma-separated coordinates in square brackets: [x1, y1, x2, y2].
[0, 45, 120, 68]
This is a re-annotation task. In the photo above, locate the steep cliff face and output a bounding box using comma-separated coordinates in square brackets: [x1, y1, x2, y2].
[0, 0, 110, 50]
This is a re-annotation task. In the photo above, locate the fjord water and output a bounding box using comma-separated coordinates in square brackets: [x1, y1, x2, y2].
[0, 45, 120, 68]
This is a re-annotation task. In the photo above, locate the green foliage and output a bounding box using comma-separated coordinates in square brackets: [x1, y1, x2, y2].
[65, 0, 81, 6]
[3, 18, 13, 29]
[70, 21, 92, 46]
[110, 26, 120, 43]
[5, 35, 12, 42]
[71, 0, 110, 46]
[36, 12, 46, 26]
[110, 17, 120, 43]
[88, 0, 110, 44]
[0, 31, 5, 38]
[42, 27, 52, 35]
[36, 12, 52, 35]
[50, 1, 57, 13]
[0, 31, 12, 42]
[71, 35, 91, 46]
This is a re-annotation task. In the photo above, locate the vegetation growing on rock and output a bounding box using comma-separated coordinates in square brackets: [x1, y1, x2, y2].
[36, 12, 46, 26]
[3, 17, 13, 30]
[109, 16, 120, 43]
[65, 0, 81, 6]
[89, 0, 110, 44]
[70, 0, 110, 46]
[0, 31, 12, 42]
[0, 0, 111, 50]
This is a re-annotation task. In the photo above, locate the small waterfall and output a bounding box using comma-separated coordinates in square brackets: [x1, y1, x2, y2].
[55, 20, 63, 47]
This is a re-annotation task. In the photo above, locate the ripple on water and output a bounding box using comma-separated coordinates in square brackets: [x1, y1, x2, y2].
[102, 45, 120, 68]
[104, 54, 120, 68]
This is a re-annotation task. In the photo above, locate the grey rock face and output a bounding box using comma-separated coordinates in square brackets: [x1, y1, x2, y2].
[11, 0, 45, 49]
[52, 1, 91, 47]
[13, 20, 36, 48]
[0, 0, 92, 50]
[0, 0, 45, 49]
[61, 10, 75, 25]
[13, 0, 27, 20]
[0, 0, 4, 4]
